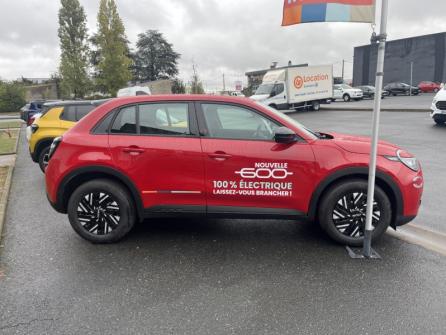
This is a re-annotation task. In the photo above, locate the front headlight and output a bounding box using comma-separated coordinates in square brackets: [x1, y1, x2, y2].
[385, 150, 419, 172]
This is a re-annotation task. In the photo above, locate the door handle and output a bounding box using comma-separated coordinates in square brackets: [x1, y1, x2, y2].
[123, 146, 145, 155]
[209, 152, 232, 161]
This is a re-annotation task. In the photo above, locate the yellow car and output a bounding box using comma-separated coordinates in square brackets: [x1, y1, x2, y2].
[28, 100, 107, 172]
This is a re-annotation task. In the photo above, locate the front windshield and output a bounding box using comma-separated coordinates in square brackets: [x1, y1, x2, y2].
[341, 84, 352, 89]
[255, 84, 274, 95]
[256, 102, 318, 140]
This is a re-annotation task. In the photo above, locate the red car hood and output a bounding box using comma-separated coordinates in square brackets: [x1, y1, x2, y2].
[327, 132, 400, 156]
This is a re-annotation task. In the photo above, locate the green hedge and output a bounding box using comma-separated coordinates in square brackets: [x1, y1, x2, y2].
[0, 82, 26, 113]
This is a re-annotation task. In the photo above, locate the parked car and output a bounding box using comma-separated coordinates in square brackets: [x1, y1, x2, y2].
[117, 86, 151, 97]
[20, 100, 46, 126]
[356, 85, 389, 99]
[333, 84, 363, 102]
[45, 95, 423, 246]
[28, 100, 108, 172]
[418, 81, 441, 93]
[384, 82, 420, 96]
[430, 88, 446, 125]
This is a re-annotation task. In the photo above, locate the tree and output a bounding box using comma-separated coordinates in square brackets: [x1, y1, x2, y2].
[0, 81, 26, 113]
[58, 0, 91, 98]
[95, 0, 132, 96]
[171, 78, 186, 94]
[190, 65, 205, 94]
[132, 30, 180, 82]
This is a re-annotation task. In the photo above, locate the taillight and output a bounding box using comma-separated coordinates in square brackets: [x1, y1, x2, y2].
[48, 137, 63, 161]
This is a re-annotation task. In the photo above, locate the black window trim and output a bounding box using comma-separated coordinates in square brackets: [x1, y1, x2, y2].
[92, 101, 199, 138]
[195, 101, 306, 143]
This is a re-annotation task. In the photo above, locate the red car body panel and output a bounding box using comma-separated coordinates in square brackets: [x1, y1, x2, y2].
[418, 81, 441, 93]
[45, 95, 423, 226]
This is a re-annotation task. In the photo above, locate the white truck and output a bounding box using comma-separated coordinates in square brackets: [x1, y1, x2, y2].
[250, 65, 333, 111]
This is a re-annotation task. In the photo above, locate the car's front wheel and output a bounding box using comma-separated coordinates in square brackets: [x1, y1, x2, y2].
[318, 180, 391, 246]
[343, 94, 351, 102]
[434, 116, 445, 125]
[67, 179, 136, 243]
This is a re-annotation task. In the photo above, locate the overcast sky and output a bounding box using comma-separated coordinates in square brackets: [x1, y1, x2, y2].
[1, 0, 445, 90]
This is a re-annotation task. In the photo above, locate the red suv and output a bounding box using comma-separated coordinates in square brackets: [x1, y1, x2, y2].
[45, 95, 423, 246]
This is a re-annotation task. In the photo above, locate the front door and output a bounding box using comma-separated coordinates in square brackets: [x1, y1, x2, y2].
[196, 102, 316, 214]
[108, 102, 206, 211]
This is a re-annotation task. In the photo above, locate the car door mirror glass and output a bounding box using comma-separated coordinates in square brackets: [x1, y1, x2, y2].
[274, 127, 298, 144]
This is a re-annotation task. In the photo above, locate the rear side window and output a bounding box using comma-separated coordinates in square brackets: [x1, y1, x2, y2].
[111, 106, 137, 134]
[61, 106, 77, 122]
[76, 105, 94, 121]
[139, 103, 189, 136]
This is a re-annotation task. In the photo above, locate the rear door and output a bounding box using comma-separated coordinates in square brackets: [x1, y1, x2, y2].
[108, 102, 206, 211]
[196, 102, 316, 215]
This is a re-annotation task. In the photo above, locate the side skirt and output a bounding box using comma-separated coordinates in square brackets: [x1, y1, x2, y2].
[143, 205, 306, 220]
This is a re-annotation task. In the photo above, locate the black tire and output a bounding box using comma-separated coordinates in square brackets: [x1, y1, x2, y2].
[434, 117, 445, 125]
[311, 101, 320, 111]
[318, 180, 391, 246]
[38, 146, 50, 173]
[343, 94, 351, 102]
[392, 93, 397, 96]
[67, 179, 136, 243]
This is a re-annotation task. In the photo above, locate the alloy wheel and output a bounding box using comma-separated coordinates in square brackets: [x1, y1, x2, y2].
[332, 192, 381, 238]
[76, 191, 121, 235]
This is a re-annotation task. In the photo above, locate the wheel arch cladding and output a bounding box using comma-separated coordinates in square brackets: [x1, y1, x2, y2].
[308, 167, 403, 229]
[57, 166, 144, 222]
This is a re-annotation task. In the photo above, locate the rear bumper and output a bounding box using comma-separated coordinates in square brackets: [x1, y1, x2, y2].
[395, 215, 416, 227]
[46, 191, 66, 214]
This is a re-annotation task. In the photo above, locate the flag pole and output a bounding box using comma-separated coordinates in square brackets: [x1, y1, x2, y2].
[363, 0, 388, 258]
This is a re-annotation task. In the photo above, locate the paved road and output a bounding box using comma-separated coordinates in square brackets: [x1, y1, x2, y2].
[327, 93, 434, 110]
[289, 109, 445, 234]
[1, 127, 446, 334]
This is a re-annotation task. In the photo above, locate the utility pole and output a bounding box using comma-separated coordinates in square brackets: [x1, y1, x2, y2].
[362, 0, 388, 258]
[222, 73, 226, 92]
[342, 59, 345, 82]
[410, 61, 414, 96]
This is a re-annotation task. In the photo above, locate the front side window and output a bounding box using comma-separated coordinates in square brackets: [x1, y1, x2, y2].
[201, 103, 280, 140]
[111, 106, 137, 134]
[139, 103, 189, 136]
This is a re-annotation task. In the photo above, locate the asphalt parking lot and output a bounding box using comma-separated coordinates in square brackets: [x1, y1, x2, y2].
[292, 109, 445, 234]
[327, 92, 435, 110]
[1, 113, 446, 334]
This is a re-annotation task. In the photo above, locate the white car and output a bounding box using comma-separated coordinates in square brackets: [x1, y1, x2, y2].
[333, 84, 363, 102]
[117, 86, 151, 97]
[431, 87, 446, 125]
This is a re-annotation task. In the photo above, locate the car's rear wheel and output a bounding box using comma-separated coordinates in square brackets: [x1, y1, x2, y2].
[311, 100, 320, 111]
[67, 179, 136, 243]
[38, 146, 50, 173]
[343, 94, 351, 102]
[318, 180, 391, 246]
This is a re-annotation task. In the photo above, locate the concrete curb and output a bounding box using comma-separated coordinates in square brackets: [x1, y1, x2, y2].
[320, 106, 428, 113]
[387, 224, 446, 256]
[0, 165, 14, 245]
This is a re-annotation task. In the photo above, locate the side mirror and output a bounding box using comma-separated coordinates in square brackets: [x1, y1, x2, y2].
[274, 127, 298, 144]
